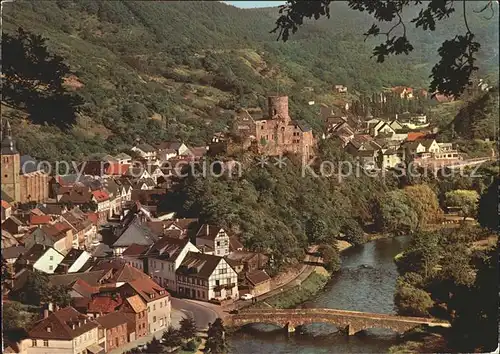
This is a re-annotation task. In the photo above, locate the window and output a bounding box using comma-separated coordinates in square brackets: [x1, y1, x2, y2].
[219, 268, 227, 275]
[160, 302, 163, 308]
[215, 290, 221, 297]
[148, 307, 150, 313]
[215, 280, 220, 286]
[227, 288, 232, 295]
[49, 256, 53, 260]
[32, 340, 37, 347]
[153, 316, 157, 323]
[49, 265, 53, 271]
[153, 304, 156, 310]
[216, 241, 220, 247]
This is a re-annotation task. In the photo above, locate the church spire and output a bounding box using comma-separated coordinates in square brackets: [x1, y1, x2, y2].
[1, 119, 18, 155]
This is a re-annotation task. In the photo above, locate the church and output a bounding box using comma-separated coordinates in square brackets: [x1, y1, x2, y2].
[1, 120, 49, 204]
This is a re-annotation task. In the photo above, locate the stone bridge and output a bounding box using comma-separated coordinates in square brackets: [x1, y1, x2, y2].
[226, 308, 450, 335]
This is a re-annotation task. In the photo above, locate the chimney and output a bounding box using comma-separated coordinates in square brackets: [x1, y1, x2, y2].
[206, 224, 209, 235]
[47, 326, 51, 332]
[72, 323, 76, 330]
[43, 309, 49, 319]
[54, 304, 60, 312]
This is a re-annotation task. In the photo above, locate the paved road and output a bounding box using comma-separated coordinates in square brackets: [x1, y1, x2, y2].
[171, 297, 218, 330]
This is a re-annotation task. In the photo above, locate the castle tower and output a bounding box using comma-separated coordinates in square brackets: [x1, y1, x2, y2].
[268, 95, 290, 122]
[1, 120, 21, 202]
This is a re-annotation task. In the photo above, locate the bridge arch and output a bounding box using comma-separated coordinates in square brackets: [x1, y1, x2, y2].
[227, 309, 450, 336]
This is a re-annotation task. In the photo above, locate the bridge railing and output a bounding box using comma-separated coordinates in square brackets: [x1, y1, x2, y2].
[236, 308, 449, 324]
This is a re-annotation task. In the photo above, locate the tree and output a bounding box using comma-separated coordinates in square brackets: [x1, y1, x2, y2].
[51, 284, 72, 307]
[1, 27, 83, 129]
[341, 219, 366, 245]
[372, 190, 419, 234]
[14, 271, 71, 307]
[145, 337, 163, 353]
[206, 318, 226, 354]
[178, 317, 197, 341]
[478, 177, 499, 231]
[272, 0, 495, 98]
[445, 189, 479, 219]
[3, 301, 36, 333]
[162, 326, 182, 348]
[403, 184, 442, 228]
[318, 243, 341, 272]
[395, 231, 441, 278]
[394, 281, 434, 317]
[16, 271, 52, 305]
[448, 247, 499, 352]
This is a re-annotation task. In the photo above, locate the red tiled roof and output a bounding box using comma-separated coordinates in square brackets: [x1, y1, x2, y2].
[29, 214, 52, 225]
[53, 221, 72, 232]
[127, 277, 169, 303]
[86, 213, 99, 225]
[122, 244, 149, 257]
[407, 132, 427, 142]
[95, 311, 129, 329]
[28, 306, 99, 340]
[88, 295, 123, 314]
[92, 190, 109, 202]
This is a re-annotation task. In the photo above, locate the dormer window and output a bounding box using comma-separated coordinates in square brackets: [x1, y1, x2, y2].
[47, 326, 51, 332]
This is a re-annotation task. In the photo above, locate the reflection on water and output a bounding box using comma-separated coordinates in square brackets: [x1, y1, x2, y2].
[228, 236, 411, 353]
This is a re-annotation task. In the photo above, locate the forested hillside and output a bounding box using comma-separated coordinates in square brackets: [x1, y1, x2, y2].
[2, 0, 498, 160]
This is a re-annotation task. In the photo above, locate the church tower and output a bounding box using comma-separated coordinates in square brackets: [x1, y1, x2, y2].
[1, 120, 21, 202]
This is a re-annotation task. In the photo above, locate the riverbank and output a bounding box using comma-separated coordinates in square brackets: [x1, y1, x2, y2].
[245, 240, 353, 310]
[248, 267, 330, 309]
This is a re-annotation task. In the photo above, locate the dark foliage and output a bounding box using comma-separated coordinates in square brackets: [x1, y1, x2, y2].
[273, 0, 497, 98]
[1, 27, 83, 129]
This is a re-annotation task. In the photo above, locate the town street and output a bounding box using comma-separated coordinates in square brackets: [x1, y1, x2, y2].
[171, 297, 221, 330]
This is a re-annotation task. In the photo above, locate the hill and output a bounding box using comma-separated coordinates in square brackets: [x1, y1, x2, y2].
[2, 0, 498, 161]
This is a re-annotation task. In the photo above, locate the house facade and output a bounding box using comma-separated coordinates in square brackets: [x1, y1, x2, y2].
[121, 277, 171, 334]
[27, 307, 104, 354]
[95, 312, 128, 352]
[195, 224, 230, 257]
[176, 252, 238, 302]
[147, 238, 200, 291]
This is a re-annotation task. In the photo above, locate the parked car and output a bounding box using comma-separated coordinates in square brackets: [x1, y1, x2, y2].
[240, 293, 254, 301]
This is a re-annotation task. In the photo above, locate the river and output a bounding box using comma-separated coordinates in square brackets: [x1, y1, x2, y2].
[228, 235, 411, 353]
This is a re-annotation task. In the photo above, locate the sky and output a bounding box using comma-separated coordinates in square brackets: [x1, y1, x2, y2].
[223, 1, 285, 9]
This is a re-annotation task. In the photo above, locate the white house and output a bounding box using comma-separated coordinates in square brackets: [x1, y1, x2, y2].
[379, 149, 402, 169]
[147, 238, 200, 291]
[372, 121, 396, 137]
[411, 114, 427, 124]
[115, 152, 132, 165]
[176, 252, 239, 302]
[27, 307, 103, 354]
[195, 224, 230, 257]
[131, 143, 157, 161]
[16, 244, 65, 274]
[421, 139, 440, 154]
[54, 249, 93, 273]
